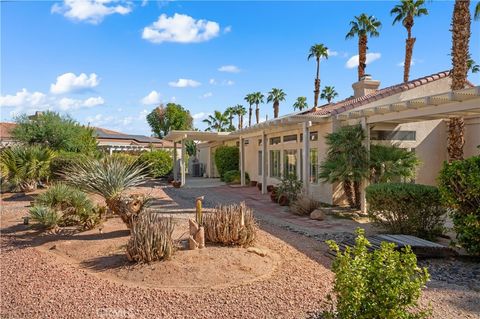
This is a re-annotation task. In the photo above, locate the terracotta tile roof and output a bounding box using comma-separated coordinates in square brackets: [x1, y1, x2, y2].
[305, 70, 473, 116]
[0, 122, 16, 139]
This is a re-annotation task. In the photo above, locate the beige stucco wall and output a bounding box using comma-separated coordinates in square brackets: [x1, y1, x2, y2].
[465, 116, 480, 158]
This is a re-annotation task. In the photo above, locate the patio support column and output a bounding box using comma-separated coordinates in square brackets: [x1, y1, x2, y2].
[239, 137, 246, 186]
[262, 131, 267, 194]
[360, 117, 370, 213]
[206, 146, 211, 178]
[173, 142, 178, 181]
[180, 139, 186, 187]
[302, 121, 311, 194]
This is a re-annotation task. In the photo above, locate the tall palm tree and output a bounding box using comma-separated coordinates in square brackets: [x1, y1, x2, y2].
[293, 96, 308, 111]
[448, 0, 471, 161]
[346, 14, 382, 80]
[244, 93, 255, 127]
[307, 44, 329, 107]
[202, 111, 229, 132]
[320, 86, 339, 103]
[391, 0, 429, 82]
[468, 55, 480, 73]
[267, 88, 286, 119]
[252, 92, 265, 124]
[234, 104, 246, 129]
[225, 106, 235, 129]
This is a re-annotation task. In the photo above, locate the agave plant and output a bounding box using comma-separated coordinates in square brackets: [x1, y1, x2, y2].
[29, 206, 61, 230]
[61, 156, 149, 228]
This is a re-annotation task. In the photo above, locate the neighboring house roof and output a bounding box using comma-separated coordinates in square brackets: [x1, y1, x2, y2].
[305, 70, 473, 116]
[0, 122, 16, 139]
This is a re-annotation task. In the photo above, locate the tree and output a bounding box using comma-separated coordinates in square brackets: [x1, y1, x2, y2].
[308, 44, 329, 107]
[391, 0, 429, 82]
[293, 97, 308, 111]
[346, 14, 382, 80]
[12, 111, 97, 154]
[319, 125, 368, 209]
[203, 111, 229, 132]
[233, 104, 246, 129]
[244, 93, 255, 127]
[369, 145, 420, 183]
[468, 54, 480, 73]
[449, 0, 471, 161]
[320, 86, 339, 103]
[225, 106, 236, 131]
[252, 92, 265, 124]
[475, 2, 480, 20]
[146, 103, 193, 139]
[267, 88, 286, 119]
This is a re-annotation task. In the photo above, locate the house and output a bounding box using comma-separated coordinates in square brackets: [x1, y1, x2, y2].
[165, 71, 480, 210]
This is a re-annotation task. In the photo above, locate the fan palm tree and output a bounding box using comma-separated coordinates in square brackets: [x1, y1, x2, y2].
[346, 14, 382, 80]
[448, 0, 471, 161]
[307, 44, 329, 107]
[203, 111, 229, 132]
[252, 92, 265, 124]
[244, 93, 255, 127]
[320, 86, 339, 103]
[391, 0, 429, 83]
[267, 88, 286, 119]
[225, 106, 236, 130]
[234, 104, 246, 129]
[293, 97, 308, 111]
[468, 55, 480, 73]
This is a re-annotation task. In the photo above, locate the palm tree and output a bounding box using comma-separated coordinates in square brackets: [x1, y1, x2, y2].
[244, 93, 255, 127]
[449, 0, 471, 161]
[225, 106, 235, 129]
[307, 44, 329, 107]
[233, 104, 246, 129]
[346, 14, 382, 80]
[475, 2, 480, 20]
[320, 86, 339, 103]
[293, 96, 308, 111]
[203, 111, 229, 132]
[252, 92, 265, 124]
[391, 0, 428, 82]
[468, 55, 480, 73]
[267, 88, 286, 118]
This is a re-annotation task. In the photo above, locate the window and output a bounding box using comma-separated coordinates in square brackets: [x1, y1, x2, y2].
[258, 151, 263, 175]
[309, 149, 319, 184]
[269, 137, 281, 145]
[310, 131, 318, 141]
[269, 150, 281, 178]
[258, 139, 262, 146]
[244, 139, 250, 145]
[283, 134, 297, 143]
[284, 149, 297, 178]
[371, 130, 416, 141]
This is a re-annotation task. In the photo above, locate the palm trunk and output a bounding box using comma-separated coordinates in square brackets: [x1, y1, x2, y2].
[447, 118, 465, 161]
[255, 104, 260, 124]
[229, 115, 233, 127]
[248, 106, 252, 127]
[353, 180, 361, 209]
[343, 179, 355, 208]
[358, 35, 368, 80]
[273, 101, 279, 118]
[106, 194, 147, 229]
[404, 31, 415, 83]
[314, 58, 320, 107]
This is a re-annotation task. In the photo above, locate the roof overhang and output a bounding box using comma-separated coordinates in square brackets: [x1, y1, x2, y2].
[164, 130, 232, 142]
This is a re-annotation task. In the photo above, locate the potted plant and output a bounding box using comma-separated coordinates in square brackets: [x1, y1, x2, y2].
[257, 182, 262, 191]
[278, 194, 289, 206]
[172, 180, 181, 188]
[267, 185, 274, 193]
[270, 187, 278, 202]
[250, 180, 257, 187]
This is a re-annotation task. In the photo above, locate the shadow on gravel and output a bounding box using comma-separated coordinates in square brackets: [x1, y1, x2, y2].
[80, 254, 129, 271]
[2, 193, 36, 202]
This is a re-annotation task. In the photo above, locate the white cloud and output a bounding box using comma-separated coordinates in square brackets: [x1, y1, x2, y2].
[224, 26, 232, 33]
[200, 92, 213, 99]
[192, 112, 207, 120]
[218, 65, 241, 73]
[58, 96, 105, 110]
[141, 0, 148, 6]
[83, 96, 105, 107]
[327, 49, 338, 57]
[142, 13, 221, 44]
[168, 78, 201, 88]
[209, 78, 217, 85]
[141, 90, 161, 105]
[346, 53, 381, 69]
[51, 0, 132, 25]
[0, 89, 47, 108]
[397, 59, 416, 67]
[50, 72, 99, 94]
[225, 80, 234, 86]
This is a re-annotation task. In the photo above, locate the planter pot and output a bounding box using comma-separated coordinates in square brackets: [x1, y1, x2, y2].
[167, 176, 174, 183]
[278, 194, 289, 206]
[172, 181, 181, 188]
[257, 183, 262, 191]
[270, 192, 278, 203]
[267, 185, 274, 193]
[250, 181, 258, 187]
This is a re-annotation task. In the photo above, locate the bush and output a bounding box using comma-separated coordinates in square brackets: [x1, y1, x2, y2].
[29, 206, 61, 230]
[370, 145, 420, 183]
[214, 146, 239, 179]
[109, 153, 139, 166]
[50, 151, 90, 180]
[203, 202, 257, 247]
[438, 156, 480, 255]
[290, 195, 321, 216]
[126, 211, 175, 262]
[366, 183, 446, 240]
[138, 150, 172, 178]
[276, 174, 303, 204]
[325, 228, 430, 319]
[223, 170, 250, 184]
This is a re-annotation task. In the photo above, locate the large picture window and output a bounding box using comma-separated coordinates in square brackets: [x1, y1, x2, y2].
[269, 150, 281, 178]
[309, 148, 319, 183]
[284, 149, 297, 178]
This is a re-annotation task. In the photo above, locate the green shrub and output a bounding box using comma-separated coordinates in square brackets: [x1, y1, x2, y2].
[138, 150, 172, 178]
[50, 151, 89, 180]
[223, 170, 250, 184]
[370, 145, 420, 183]
[366, 183, 446, 240]
[326, 229, 430, 319]
[276, 173, 303, 203]
[109, 153, 139, 166]
[29, 206, 61, 229]
[214, 146, 239, 179]
[438, 156, 480, 255]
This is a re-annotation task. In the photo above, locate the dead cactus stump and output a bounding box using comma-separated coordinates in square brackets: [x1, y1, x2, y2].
[188, 196, 205, 250]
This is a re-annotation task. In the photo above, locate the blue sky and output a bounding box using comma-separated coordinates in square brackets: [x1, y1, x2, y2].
[1, 0, 479, 135]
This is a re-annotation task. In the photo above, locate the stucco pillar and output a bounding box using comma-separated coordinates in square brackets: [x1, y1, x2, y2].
[206, 146, 211, 178]
[173, 142, 178, 181]
[180, 139, 186, 187]
[262, 131, 267, 194]
[302, 121, 311, 194]
[239, 137, 246, 186]
[360, 117, 370, 213]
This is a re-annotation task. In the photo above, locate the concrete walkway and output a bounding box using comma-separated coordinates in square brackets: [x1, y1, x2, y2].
[183, 177, 226, 188]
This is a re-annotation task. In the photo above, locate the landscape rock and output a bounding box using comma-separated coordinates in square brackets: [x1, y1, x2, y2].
[310, 209, 325, 221]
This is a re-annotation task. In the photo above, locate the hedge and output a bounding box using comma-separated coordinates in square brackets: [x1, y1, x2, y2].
[214, 146, 239, 179]
[366, 183, 446, 240]
[223, 170, 250, 184]
[138, 150, 173, 178]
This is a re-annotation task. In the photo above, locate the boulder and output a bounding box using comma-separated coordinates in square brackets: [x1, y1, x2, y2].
[310, 209, 326, 221]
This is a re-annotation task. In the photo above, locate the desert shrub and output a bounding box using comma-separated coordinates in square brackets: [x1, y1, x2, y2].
[290, 195, 321, 216]
[29, 206, 61, 229]
[110, 153, 139, 166]
[276, 173, 303, 203]
[214, 146, 239, 179]
[325, 228, 430, 319]
[126, 211, 175, 262]
[203, 202, 256, 247]
[366, 183, 446, 240]
[138, 150, 172, 178]
[223, 170, 250, 184]
[50, 151, 89, 180]
[369, 144, 420, 183]
[0, 146, 55, 192]
[438, 156, 480, 255]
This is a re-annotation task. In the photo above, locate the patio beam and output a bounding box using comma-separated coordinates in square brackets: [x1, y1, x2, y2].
[302, 121, 311, 193]
[180, 139, 186, 187]
[262, 131, 267, 194]
[173, 142, 178, 181]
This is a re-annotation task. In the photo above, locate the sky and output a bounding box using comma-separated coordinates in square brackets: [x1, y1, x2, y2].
[1, 0, 479, 135]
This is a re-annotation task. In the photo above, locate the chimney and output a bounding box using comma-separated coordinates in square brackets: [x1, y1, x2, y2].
[352, 75, 380, 98]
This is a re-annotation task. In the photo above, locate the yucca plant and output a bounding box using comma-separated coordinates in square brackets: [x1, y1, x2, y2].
[290, 194, 321, 216]
[61, 156, 149, 228]
[29, 206, 61, 230]
[0, 146, 55, 192]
